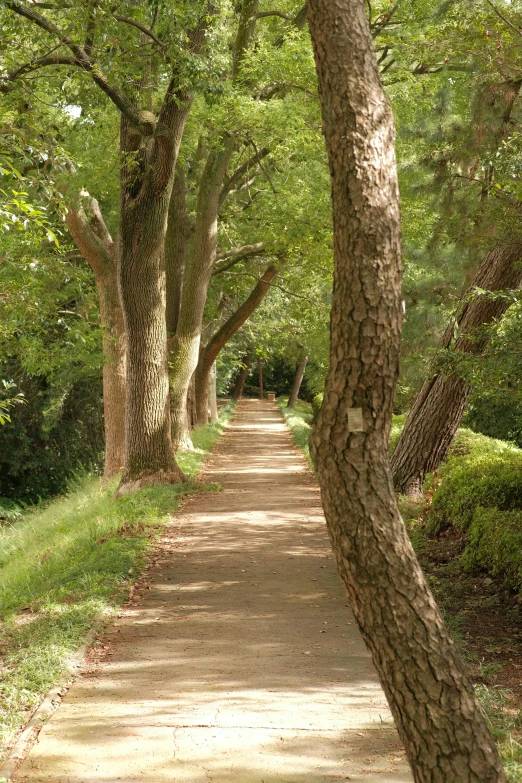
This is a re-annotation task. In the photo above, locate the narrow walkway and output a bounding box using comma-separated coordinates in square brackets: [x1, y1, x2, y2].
[16, 401, 411, 782]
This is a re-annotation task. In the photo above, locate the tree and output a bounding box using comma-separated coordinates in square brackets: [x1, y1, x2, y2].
[1, 1, 213, 492]
[65, 196, 125, 479]
[392, 243, 522, 496]
[194, 263, 277, 423]
[287, 355, 308, 408]
[306, 0, 506, 779]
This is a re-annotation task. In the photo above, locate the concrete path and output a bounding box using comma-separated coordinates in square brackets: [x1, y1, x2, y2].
[15, 401, 412, 782]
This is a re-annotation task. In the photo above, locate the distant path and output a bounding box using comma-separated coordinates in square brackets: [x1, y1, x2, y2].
[15, 400, 411, 782]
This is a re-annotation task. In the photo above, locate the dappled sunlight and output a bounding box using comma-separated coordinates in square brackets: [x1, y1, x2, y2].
[15, 402, 410, 782]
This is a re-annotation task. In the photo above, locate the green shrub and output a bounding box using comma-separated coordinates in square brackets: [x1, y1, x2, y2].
[463, 508, 522, 589]
[427, 430, 522, 534]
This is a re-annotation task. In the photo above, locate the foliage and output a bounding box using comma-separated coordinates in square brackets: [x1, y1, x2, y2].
[0, 380, 24, 426]
[0, 402, 233, 760]
[427, 429, 522, 533]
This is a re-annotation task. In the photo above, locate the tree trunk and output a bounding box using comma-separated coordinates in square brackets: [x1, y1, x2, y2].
[232, 354, 252, 400]
[65, 199, 126, 479]
[307, 1, 506, 780]
[392, 242, 522, 496]
[194, 264, 277, 424]
[166, 165, 191, 337]
[257, 356, 263, 400]
[117, 97, 191, 493]
[209, 362, 219, 423]
[287, 356, 308, 409]
[169, 142, 234, 450]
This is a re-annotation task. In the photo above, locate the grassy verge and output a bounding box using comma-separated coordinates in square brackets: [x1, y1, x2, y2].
[277, 397, 314, 467]
[279, 402, 522, 780]
[0, 400, 235, 761]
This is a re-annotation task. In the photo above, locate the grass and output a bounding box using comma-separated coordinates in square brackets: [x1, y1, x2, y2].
[277, 397, 314, 467]
[0, 400, 235, 761]
[279, 401, 522, 780]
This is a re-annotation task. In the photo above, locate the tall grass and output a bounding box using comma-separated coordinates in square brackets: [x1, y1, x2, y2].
[0, 401, 234, 760]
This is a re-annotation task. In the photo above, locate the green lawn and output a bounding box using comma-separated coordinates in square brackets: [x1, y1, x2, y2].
[0, 401, 234, 761]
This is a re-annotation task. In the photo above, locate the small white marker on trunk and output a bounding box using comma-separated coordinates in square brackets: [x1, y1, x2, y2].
[347, 407, 364, 432]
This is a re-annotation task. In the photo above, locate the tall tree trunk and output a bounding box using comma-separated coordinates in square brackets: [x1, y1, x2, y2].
[257, 356, 263, 400]
[194, 264, 277, 423]
[66, 199, 126, 479]
[166, 165, 191, 337]
[169, 142, 234, 449]
[231, 353, 252, 400]
[117, 96, 191, 493]
[392, 242, 522, 496]
[168, 1, 260, 449]
[307, 2, 506, 780]
[287, 356, 308, 409]
[208, 362, 219, 422]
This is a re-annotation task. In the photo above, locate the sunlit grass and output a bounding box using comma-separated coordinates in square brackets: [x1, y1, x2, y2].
[277, 397, 313, 467]
[0, 400, 235, 761]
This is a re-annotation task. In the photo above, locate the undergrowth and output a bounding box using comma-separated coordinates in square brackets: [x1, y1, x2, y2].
[0, 400, 234, 761]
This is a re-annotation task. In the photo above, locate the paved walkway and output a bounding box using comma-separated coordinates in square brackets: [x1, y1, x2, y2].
[15, 401, 411, 782]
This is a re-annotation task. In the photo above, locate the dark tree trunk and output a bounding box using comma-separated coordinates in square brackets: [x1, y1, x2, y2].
[66, 199, 126, 479]
[195, 264, 277, 424]
[287, 356, 308, 409]
[117, 96, 191, 493]
[307, 1, 506, 780]
[232, 354, 252, 400]
[258, 356, 263, 400]
[392, 242, 522, 496]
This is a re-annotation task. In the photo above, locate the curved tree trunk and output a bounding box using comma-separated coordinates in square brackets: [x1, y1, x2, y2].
[287, 356, 308, 409]
[232, 354, 252, 400]
[307, 1, 506, 780]
[66, 199, 126, 479]
[195, 264, 277, 423]
[391, 242, 522, 496]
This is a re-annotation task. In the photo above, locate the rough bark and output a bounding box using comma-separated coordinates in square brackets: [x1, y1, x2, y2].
[231, 354, 252, 400]
[194, 264, 278, 423]
[65, 199, 126, 479]
[392, 242, 522, 496]
[117, 90, 192, 493]
[307, 1, 506, 780]
[287, 356, 308, 408]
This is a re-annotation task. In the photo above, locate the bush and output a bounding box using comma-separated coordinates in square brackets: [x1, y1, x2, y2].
[427, 429, 522, 534]
[463, 508, 522, 590]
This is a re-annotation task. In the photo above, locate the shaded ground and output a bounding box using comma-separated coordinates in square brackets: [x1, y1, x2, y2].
[415, 526, 522, 701]
[14, 400, 411, 782]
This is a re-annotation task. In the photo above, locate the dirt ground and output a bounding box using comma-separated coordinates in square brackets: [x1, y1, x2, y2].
[13, 400, 411, 783]
[416, 527, 522, 702]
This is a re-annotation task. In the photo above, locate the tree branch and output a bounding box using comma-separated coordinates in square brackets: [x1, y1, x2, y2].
[485, 0, 522, 38]
[213, 242, 265, 274]
[200, 264, 278, 377]
[257, 10, 292, 20]
[65, 196, 113, 277]
[220, 146, 270, 205]
[5, 0, 156, 135]
[113, 14, 165, 48]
